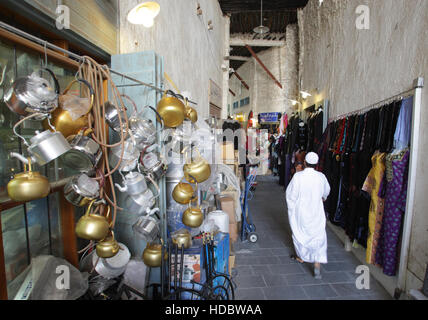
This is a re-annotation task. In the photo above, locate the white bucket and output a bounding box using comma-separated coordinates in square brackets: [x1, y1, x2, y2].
[207, 210, 229, 233]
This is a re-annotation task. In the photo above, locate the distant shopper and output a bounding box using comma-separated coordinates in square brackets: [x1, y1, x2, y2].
[285, 152, 330, 279]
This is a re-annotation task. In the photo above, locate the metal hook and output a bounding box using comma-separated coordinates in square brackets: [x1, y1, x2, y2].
[43, 40, 48, 68]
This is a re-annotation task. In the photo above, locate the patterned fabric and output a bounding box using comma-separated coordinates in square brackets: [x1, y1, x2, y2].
[375, 149, 410, 276]
[362, 151, 387, 264]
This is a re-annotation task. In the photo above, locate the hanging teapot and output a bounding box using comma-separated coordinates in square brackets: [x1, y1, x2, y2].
[43, 78, 94, 138]
[61, 128, 102, 173]
[124, 187, 157, 215]
[182, 147, 211, 183]
[109, 138, 140, 172]
[96, 231, 120, 259]
[172, 229, 193, 249]
[104, 100, 128, 133]
[115, 169, 147, 196]
[172, 177, 197, 205]
[132, 208, 160, 242]
[142, 240, 167, 268]
[7, 157, 50, 202]
[75, 201, 111, 241]
[141, 151, 167, 180]
[182, 199, 204, 228]
[184, 98, 198, 123]
[156, 90, 186, 128]
[4, 68, 60, 117]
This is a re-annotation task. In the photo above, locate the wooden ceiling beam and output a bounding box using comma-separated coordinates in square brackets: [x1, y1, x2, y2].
[245, 44, 283, 89]
[230, 38, 285, 47]
[232, 71, 250, 90]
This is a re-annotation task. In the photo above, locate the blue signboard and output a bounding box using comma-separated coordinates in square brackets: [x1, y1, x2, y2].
[259, 112, 281, 123]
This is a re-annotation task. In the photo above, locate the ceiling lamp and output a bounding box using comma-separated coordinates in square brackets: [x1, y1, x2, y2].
[127, 1, 160, 27]
[253, 0, 269, 34]
[300, 91, 312, 99]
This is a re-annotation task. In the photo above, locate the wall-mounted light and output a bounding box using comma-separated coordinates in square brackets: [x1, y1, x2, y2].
[197, 3, 203, 15]
[319, 0, 324, 6]
[300, 91, 312, 99]
[290, 99, 301, 106]
[127, 1, 160, 28]
[208, 20, 213, 30]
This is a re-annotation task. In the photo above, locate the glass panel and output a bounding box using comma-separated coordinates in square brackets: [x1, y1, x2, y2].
[1, 205, 30, 295]
[26, 198, 50, 258]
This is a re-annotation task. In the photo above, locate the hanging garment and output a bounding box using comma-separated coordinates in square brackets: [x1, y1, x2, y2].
[286, 168, 331, 264]
[297, 121, 308, 150]
[362, 151, 387, 264]
[375, 148, 410, 276]
[394, 97, 413, 150]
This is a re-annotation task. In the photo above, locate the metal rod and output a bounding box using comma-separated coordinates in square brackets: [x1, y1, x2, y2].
[179, 246, 184, 299]
[174, 244, 178, 300]
[398, 77, 424, 293]
[161, 243, 164, 299]
[0, 21, 199, 105]
[245, 44, 283, 89]
[168, 242, 171, 296]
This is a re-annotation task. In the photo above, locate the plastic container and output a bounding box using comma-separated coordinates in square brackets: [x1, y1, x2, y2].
[207, 210, 229, 233]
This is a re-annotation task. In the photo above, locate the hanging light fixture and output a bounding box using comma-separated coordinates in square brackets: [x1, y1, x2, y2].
[127, 1, 161, 28]
[300, 91, 312, 99]
[253, 0, 270, 34]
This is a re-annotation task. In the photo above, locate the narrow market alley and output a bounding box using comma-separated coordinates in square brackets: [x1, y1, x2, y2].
[233, 176, 391, 300]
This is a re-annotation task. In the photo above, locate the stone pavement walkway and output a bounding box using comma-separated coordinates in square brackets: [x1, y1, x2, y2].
[232, 175, 392, 300]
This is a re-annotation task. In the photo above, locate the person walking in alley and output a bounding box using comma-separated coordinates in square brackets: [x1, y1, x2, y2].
[285, 152, 331, 279]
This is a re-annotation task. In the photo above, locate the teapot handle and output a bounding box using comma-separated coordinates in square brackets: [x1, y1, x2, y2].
[12, 113, 46, 147]
[63, 78, 95, 112]
[37, 68, 60, 95]
[84, 199, 97, 217]
[120, 94, 138, 116]
[144, 105, 164, 129]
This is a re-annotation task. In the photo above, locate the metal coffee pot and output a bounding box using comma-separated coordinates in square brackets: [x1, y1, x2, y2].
[132, 208, 160, 242]
[182, 200, 204, 228]
[172, 177, 197, 205]
[183, 147, 211, 183]
[4, 68, 59, 117]
[7, 157, 50, 202]
[142, 242, 167, 268]
[141, 152, 167, 180]
[156, 90, 186, 128]
[124, 188, 157, 215]
[109, 138, 140, 172]
[104, 101, 128, 133]
[64, 173, 100, 207]
[43, 78, 94, 138]
[75, 201, 111, 241]
[96, 231, 120, 259]
[61, 129, 102, 173]
[172, 229, 193, 249]
[115, 170, 147, 196]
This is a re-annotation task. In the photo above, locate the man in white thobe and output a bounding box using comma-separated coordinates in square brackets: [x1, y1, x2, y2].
[286, 152, 330, 279]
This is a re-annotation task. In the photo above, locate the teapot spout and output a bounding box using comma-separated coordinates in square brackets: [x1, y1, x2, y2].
[10, 152, 36, 165]
[114, 183, 128, 193]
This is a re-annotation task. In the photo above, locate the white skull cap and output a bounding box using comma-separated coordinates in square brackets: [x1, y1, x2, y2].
[305, 152, 319, 165]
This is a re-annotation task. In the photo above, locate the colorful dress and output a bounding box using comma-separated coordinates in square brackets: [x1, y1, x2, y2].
[362, 151, 387, 264]
[375, 148, 410, 276]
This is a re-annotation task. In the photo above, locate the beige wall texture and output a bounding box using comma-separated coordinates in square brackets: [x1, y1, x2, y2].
[299, 0, 428, 291]
[228, 24, 299, 120]
[119, 0, 227, 120]
[24, 0, 118, 55]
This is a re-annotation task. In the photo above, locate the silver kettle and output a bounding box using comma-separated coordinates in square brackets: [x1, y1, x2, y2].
[115, 170, 148, 196]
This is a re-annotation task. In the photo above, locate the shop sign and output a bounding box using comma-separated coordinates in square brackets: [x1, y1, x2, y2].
[259, 112, 280, 123]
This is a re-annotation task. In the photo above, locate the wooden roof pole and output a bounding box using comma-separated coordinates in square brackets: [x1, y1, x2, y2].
[232, 71, 250, 90]
[245, 44, 283, 89]
[229, 88, 236, 96]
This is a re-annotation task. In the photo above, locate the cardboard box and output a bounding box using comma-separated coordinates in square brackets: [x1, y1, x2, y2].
[229, 255, 236, 275]
[229, 223, 238, 244]
[221, 188, 241, 223]
[220, 196, 236, 224]
[221, 142, 235, 163]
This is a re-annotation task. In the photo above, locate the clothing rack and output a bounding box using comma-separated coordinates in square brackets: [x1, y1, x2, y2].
[0, 21, 198, 105]
[328, 87, 416, 123]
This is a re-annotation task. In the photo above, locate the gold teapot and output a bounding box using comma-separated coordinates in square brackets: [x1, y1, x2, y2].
[96, 231, 120, 259]
[75, 201, 111, 241]
[184, 99, 198, 123]
[182, 199, 204, 229]
[172, 230, 193, 249]
[7, 157, 50, 202]
[172, 177, 197, 205]
[183, 147, 211, 183]
[43, 79, 94, 138]
[156, 90, 186, 128]
[142, 241, 167, 268]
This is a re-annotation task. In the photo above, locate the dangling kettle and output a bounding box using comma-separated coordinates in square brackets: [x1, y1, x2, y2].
[115, 169, 148, 196]
[96, 231, 120, 259]
[184, 98, 198, 123]
[142, 240, 167, 268]
[182, 147, 211, 183]
[4, 68, 60, 117]
[172, 229, 193, 249]
[182, 199, 204, 229]
[172, 177, 197, 205]
[7, 156, 50, 202]
[75, 201, 111, 241]
[43, 78, 94, 138]
[156, 90, 186, 128]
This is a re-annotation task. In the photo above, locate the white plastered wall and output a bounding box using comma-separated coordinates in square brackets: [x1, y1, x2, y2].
[118, 0, 227, 119]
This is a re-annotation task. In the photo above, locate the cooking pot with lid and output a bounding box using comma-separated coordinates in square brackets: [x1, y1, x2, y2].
[64, 173, 100, 207]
